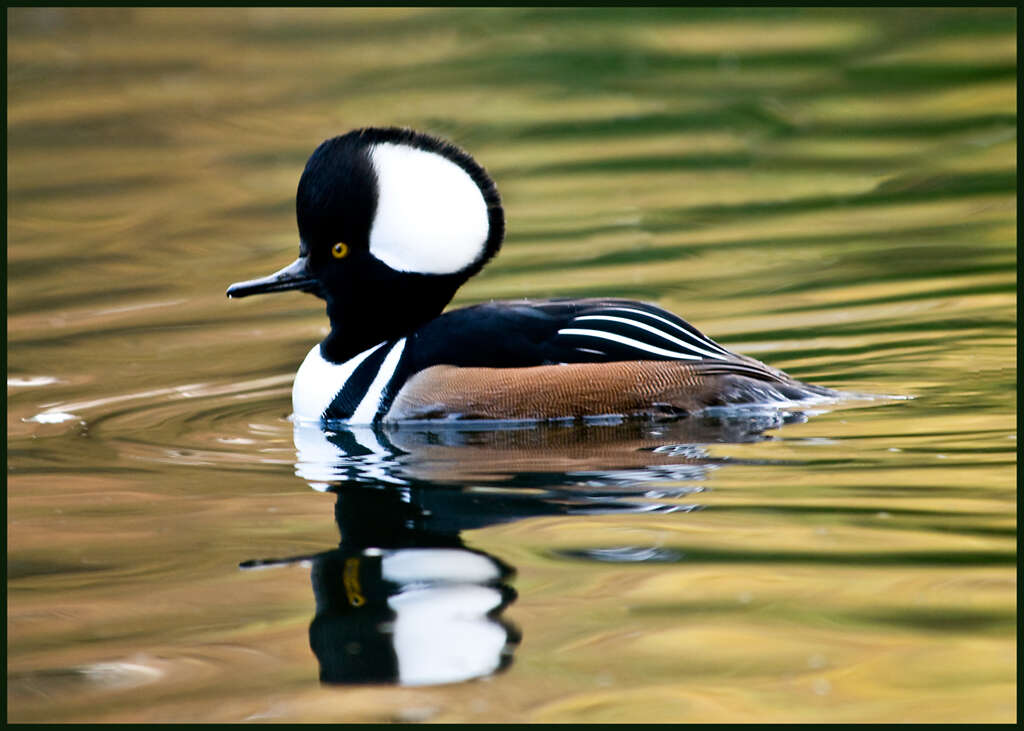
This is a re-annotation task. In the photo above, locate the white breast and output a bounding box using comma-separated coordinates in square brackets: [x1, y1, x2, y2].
[348, 338, 407, 423]
[291, 342, 385, 422]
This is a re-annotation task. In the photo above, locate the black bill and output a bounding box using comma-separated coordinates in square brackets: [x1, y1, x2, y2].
[226, 256, 317, 298]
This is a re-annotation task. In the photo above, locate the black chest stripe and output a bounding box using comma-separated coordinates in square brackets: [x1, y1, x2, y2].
[373, 349, 416, 422]
[323, 341, 396, 420]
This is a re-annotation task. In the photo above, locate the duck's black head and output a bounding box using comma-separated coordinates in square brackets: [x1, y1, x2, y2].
[227, 127, 505, 361]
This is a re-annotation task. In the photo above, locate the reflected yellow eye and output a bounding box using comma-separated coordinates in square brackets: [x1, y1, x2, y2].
[331, 242, 349, 259]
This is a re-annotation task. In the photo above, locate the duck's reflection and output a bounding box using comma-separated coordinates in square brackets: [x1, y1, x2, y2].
[308, 486, 519, 686]
[293, 406, 802, 490]
[244, 410, 809, 686]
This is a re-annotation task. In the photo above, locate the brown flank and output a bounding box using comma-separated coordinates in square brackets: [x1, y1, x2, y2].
[385, 359, 813, 421]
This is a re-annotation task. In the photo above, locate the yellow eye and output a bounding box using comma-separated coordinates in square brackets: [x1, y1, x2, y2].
[331, 242, 349, 259]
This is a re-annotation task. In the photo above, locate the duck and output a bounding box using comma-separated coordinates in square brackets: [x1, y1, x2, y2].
[227, 126, 835, 424]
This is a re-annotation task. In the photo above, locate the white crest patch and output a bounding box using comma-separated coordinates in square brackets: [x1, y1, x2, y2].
[368, 142, 490, 275]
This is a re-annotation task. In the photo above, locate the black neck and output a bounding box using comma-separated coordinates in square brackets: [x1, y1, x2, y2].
[319, 272, 463, 363]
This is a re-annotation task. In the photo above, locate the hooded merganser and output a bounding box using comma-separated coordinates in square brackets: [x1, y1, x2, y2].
[227, 127, 835, 424]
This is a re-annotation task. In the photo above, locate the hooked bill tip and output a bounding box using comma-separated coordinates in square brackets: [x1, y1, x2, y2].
[226, 281, 255, 299]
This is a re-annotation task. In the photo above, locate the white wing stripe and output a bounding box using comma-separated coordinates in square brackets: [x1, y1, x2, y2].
[556, 328, 702, 360]
[349, 338, 407, 424]
[595, 307, 733, 356]
[572, 314, 729, 360]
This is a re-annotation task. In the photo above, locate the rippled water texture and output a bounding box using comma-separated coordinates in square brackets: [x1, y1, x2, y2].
[7, 7, 1016, 723]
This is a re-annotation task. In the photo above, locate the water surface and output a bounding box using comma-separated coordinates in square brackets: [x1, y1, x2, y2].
[7, 7, 1016, 723]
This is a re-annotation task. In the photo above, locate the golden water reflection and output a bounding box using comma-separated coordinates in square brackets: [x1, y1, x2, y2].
[7, 6, 1015, 723]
